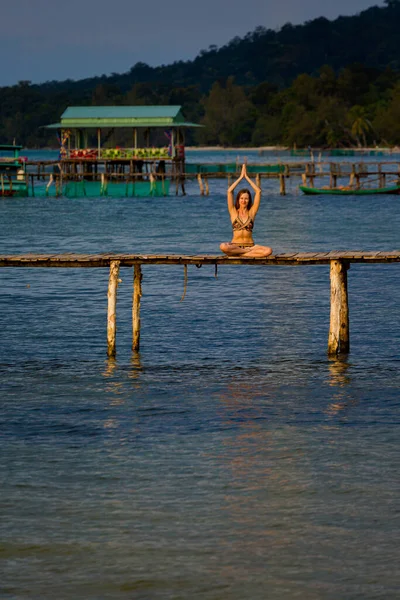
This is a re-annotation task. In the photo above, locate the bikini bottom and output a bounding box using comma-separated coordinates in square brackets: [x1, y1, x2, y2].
[235, 243, 255, 249]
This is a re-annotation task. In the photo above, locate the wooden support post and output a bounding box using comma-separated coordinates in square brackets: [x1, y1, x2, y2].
[132, 264, 142, 352]
[171, 129, 175, 158]
[306, 163, 313, 187]
[328, 260, 350, 356]
[256, 173, 261, 187]
[197, 173, 204, 195]
[107, 260, 120, 357]
[349, 165, 355, 187]
[175, 170, 179, 195]
[279, 173, 286, 195]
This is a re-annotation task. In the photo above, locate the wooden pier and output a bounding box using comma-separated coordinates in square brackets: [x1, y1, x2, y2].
[0, 251, 399, 357]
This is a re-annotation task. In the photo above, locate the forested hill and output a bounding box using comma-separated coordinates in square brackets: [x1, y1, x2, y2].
[38, 0, 400, 93]
[2, 0, 400, 147]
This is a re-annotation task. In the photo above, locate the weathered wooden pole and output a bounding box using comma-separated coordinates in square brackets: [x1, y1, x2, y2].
[132, 263, 142, 352]
[307, 162, 315, 187]
[31, 174, 35, 197]
[355, 165, 361, 189]
[197, 173, 204, 195]
[279, 173, 286, 195]
[378, 164, 384, 188]
[107, 260, 120, 357]
[174, 160, 180, 195]
[328, 260, 350, 356]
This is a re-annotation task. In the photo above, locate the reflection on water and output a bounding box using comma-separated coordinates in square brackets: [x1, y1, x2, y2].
[129, 351, 143, 382]
[328, 356, 351, 388]
[103, 356, 118, 379]
[325, 357, 359, 418]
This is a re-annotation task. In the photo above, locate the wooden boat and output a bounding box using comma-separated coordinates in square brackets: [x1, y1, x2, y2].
[0, 144, 28, 197]
[299, 184, 400, 195]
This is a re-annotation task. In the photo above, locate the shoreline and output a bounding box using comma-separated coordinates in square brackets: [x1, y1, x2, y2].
[23, 145, 400, 153]
[185, 146, 288, 152]
[185, 146, 400, 152]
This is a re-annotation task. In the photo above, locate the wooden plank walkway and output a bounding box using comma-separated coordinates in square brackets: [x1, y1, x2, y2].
[0, 251, 399, 267]
[0, 251, 399, 357]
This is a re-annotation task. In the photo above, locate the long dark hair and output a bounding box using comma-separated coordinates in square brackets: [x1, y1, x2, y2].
[235, 188, 253, 210]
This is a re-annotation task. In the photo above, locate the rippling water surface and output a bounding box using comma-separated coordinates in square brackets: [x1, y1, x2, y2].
[0, 152, 399, 599]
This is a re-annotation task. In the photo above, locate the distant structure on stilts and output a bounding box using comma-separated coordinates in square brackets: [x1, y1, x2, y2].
[42, 105, 203, 198]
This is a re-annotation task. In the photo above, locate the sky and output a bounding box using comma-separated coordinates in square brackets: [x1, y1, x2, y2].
[0, 0, 384, 86]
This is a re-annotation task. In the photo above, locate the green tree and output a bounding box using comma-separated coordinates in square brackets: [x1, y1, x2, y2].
[198, 78, 255, 146]
[373, 82, 400, 144]
[347, 105, 372, 147]
[91, 83, 122, 106]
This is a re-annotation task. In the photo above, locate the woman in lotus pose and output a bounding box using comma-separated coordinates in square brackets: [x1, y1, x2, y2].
[220, 164, 273, 258]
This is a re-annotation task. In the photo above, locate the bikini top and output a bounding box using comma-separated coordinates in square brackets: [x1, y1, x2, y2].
[232, 213, 254, 232]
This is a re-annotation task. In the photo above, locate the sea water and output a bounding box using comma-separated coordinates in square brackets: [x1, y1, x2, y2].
[0, 153, 399, 599]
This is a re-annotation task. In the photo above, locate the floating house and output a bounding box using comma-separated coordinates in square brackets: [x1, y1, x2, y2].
[45, 105, 203, 197]
[0, 144, 28, 197]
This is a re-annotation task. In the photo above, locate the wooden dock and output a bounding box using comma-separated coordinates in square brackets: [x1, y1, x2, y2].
[1, 251, 399, 356]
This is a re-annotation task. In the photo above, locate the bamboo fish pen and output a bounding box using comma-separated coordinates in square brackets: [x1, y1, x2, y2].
[20, 158, 400, 197]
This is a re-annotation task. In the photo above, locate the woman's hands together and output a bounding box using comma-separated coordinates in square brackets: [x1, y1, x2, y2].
[228, 163, 255, 195]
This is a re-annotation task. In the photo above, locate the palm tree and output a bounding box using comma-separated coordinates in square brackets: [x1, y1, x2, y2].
[348, 106, 372, 147]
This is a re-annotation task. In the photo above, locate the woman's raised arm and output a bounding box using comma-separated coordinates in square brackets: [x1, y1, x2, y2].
[243, 167, 261, 215]
[227, 164, 246, 214]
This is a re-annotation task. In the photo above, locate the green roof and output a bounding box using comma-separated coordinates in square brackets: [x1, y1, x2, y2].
[62, 106, 182, 119]
[46, 105, 203, 129]
[0, 144, 23, 151]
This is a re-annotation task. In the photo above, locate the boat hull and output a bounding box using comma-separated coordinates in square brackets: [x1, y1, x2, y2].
[299, 185, 400, 195]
